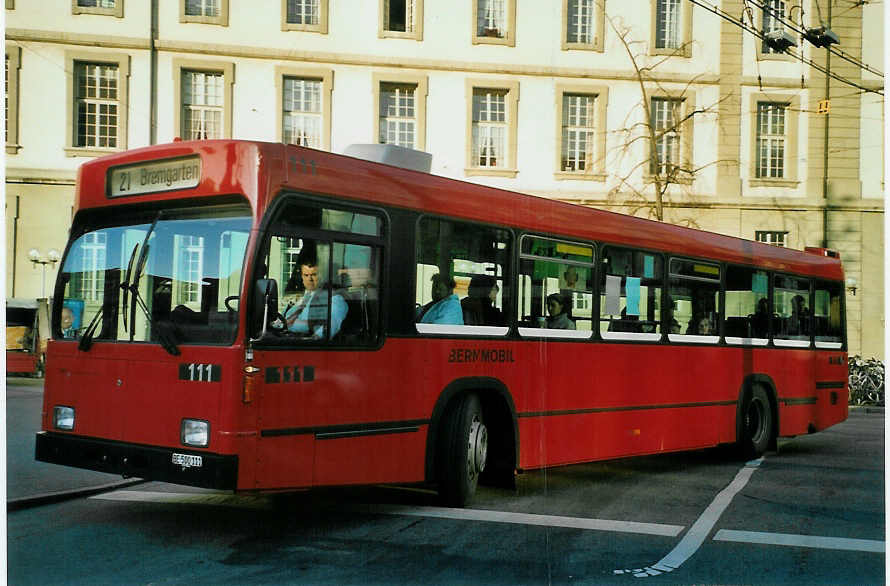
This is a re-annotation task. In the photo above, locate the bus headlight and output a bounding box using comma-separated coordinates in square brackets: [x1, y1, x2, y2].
[181, 419, 209, 447]
[53, 406, 75, 430]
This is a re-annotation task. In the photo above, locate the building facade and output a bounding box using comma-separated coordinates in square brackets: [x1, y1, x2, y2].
[5, 0, 884, 357]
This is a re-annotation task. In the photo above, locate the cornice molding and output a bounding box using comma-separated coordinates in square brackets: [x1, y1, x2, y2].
[5, 28, 151, 50]
[6, 167, 77, 185]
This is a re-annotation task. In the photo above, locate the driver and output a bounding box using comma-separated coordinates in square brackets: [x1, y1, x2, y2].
[283, 257, 347, 339]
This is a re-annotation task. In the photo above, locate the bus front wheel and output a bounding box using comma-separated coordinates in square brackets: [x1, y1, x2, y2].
[438, 393, 488, 507]
[739, 386, 772, 459]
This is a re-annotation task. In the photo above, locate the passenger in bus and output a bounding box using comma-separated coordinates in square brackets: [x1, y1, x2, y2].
[60, 306, 76, 339]
[690, 315, 714, 335]
[417, 273, 463, 325]
[284, 257, 348, 339]
[750, 297, 770, 338]
[609, 307, 640, 333]
[544, 293, 575, 330]
[461, 275, 505, 326]
[787, 294, 810, 336]
[563, 266, 581, 290]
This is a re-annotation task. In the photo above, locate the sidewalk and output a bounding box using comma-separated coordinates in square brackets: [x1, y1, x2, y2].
[6, 377, 142, 510]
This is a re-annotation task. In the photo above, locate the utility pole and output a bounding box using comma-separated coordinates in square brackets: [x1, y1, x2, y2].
[821, 0, 832, 248]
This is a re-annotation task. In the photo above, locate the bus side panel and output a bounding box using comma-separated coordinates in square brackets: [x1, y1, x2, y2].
[757, 349, 818, 437]
[313, 430, 428, 486]
[256, 434, 314, 489]
[814, 348, 849, 431]
[252, 343, 425, 490]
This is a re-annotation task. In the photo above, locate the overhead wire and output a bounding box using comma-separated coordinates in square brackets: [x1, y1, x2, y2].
[686, 0, 883, 95]
[742, 0, 884, 79]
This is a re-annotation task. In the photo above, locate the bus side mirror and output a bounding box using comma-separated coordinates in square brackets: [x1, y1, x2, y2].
[252, 278, 278, 340]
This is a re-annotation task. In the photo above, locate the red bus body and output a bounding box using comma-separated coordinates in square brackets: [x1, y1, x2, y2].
[37, 140, 848, 499]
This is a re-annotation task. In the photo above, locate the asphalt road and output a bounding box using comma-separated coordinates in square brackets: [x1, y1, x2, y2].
[6, 377, 885, 585]
[6, 377, 134, 503]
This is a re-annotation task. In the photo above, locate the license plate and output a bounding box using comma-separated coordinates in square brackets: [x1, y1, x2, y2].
[172, 453, 203, 468]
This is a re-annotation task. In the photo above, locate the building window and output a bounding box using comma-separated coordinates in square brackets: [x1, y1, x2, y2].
[379, 83, 417, 148]
[473, 89, 506, 168]
[655, 0, 680, 49]
[755, 230, 787, 247]
[287, 0, 318, 24]
[173, 60, 233, 142]
[761, 0, 786, 54]
[756, 102, 787, 178]
[282, 77, 323, 148]
[282, 0, 328, 33]
[561, 93, 596, 172]
[276, 67, 332, 149]
[650, 97, 682, 176]
[567, 0, 593, 44]
[373, 74, 427, 150]
[466, 81, 518, 177]
[75, 63, 119, 149]
[650, 0, 691, 56]
[380, 0, 422, 39]
[748, 94, 798, 186]
[6, 46, 21, 154]
[65, 52, 130, 156]
[181, 70, 223, 140]
[472, 0, 515, 46]
[556, 85, 607, 179]
[562, 0, 604, 50]
[180, 0, 228, 26]
[72, 0, 123, 17]
[186, 0, 218, 16]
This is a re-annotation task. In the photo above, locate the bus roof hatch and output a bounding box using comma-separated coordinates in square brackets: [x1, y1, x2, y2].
[343, 144, 432, 174]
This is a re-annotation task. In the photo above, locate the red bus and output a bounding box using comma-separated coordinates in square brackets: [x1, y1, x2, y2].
[37, 140, 848, 506]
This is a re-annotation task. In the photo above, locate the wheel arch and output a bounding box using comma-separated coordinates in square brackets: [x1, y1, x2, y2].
[736, 374, 779, 449]
[424, 377, 518, 484]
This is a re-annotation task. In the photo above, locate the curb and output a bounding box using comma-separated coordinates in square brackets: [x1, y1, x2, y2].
[850, 405, 885, 414]
[7, 478, 147, 512]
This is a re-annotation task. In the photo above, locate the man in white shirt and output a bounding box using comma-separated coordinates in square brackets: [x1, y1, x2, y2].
[284, 261, 347, 339]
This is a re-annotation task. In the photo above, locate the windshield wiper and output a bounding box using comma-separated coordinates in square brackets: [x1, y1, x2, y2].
[126, 213, 180, 355]
[119, 243, 139, 332]
[78, 299, 109, 352]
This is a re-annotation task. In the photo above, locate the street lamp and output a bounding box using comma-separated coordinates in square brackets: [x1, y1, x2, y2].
[28, 248, 60, 298]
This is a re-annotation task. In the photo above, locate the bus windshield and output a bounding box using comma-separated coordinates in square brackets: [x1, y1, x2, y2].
[56, 203, 252, 349]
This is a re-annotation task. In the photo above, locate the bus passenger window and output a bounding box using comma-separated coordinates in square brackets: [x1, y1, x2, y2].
[516, 236, 593, 339]
[724, 266, 769, 344]
[813, 281, 843, 348]
[600, 247, 662, 340]
[415, 217, 510, 335]
[258, 201, 383, 346]
[667, 259, 721, 343]
[773, 275, 811, 346]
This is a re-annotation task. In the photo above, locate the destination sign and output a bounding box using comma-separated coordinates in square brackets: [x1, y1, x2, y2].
[108, 156, 201, 198]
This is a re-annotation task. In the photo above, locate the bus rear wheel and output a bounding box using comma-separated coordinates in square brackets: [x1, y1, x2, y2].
[739, 386, 772, 459]
[438, 393, 487, 507]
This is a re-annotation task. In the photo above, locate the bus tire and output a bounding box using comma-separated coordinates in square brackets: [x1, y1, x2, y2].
[437, 393, 487, 507]
[738, 386, 772, 459]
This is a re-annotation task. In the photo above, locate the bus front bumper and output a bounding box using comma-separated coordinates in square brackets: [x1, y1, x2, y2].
[35, 431, 238, 490]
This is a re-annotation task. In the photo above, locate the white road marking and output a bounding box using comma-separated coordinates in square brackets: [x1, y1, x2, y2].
[615, 457, 764, 578]
[91, 490, 684, 537]
[90, 490, 269, 508]
[714, 530, 885, 553]
[360, 504, 685, 537]
[94, 485, 883, 563]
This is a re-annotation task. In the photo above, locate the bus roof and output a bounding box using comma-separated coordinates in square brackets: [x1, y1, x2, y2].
[76, 139, 843, 281]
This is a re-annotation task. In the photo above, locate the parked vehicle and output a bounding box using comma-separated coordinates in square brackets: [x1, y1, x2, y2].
[6, 298, 50, 377]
